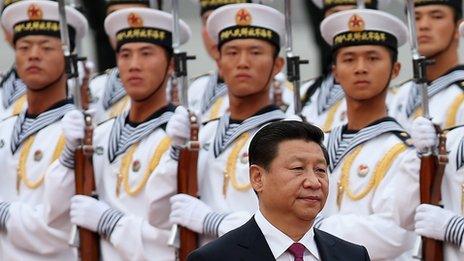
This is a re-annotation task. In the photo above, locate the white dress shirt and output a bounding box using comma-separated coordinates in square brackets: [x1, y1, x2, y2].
[254, 210, 320, 261]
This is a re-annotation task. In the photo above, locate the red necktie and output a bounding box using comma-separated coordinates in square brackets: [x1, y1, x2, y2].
[288, 242, 305, 261]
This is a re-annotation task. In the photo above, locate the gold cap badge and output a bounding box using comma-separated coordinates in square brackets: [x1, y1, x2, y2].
[127, 12, 144, 28]
[235, 8, 252, 26]
[27, 4, 43, 20]
[348, 14, 365, 32]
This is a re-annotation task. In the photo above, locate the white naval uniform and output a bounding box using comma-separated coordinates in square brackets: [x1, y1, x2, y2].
[318, 118, 420, 260]
[46, 106, 178, 261]
[188, 71, 294, 122]
[0, 67, 27, 121]
[438, 125, 464, 261]
[290, 73, 399, 132]
[0, 101, 76, 260]
[197, 106, 286, 244]
[390, 66, 464, 131]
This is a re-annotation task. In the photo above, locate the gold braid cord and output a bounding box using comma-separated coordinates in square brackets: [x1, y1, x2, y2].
[223, 132, 251, 196]
[11, 95, 27, 115]
[337, 143, 407, 208]
[117, 136, 171, 197]
[322, 100, 342, 132]
[17, 134, 65, 192]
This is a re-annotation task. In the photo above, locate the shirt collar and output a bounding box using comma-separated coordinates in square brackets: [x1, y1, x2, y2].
[254, 209, 320, 260]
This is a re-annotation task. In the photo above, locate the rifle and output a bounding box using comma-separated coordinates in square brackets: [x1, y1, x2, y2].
[284, 0, 308, 116]
[57, 1, 100, 260]
[168, 1, 198, 260]
[405, 1, 445, 260]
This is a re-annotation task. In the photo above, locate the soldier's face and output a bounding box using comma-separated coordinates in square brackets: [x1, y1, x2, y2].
[218, 39, 283, 98]
[117, 42, 172, 102]
[15, 35, 65, 90]
[251, 139, 328, 224]
[333, 45, 400, 101]
[415, 5, 459, 58]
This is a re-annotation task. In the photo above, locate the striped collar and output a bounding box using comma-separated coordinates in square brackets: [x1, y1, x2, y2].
[213, 105, 285, 158]
[0, 67, 26, 108]
[107, 104, 175, 163]
[316, 74, 344, 115]
[101, 67, 127, 110]
[406, 66, 464, 117]
[10, 99, 74, 154]
[327, 117, 405, 171]
[457, 137, 464, 170]
[200, 71, 228, 114]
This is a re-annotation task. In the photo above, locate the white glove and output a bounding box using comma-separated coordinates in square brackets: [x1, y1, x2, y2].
[169, 194, 212, 234]
[62, 110, 85, 151]
[70, 195, 110, 233]
[411, 117, 437, 153]
[166, 106, 191, 148]
[414, 204, 456, 241]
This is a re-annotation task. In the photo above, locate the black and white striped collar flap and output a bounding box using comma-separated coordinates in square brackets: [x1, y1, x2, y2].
[10, 100, 75, 154]
[408, 68, 464, 115]
[108, 108, 174, 163]
[213, 107, 285, 158]
[327, 117, 405, 171]
[1, 67, 26, 108]
[101, 68, 126, 110]
[317, 74, 344, 115]
[201, 71, 227, 114]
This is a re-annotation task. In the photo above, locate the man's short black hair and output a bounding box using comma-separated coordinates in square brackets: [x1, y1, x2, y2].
[249, 120, 329, 170]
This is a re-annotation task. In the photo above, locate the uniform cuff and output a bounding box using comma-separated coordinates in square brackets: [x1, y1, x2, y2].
[97, 208, 124, 239]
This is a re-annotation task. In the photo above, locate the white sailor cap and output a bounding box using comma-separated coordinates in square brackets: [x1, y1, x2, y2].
[1, 0, 87, 47]
[206, 3, 284, 50]
[104, 7, 191, 52]
[320, 9, 408, 52]
[105, 0, 149, 8]
[312, 0, 391, 11]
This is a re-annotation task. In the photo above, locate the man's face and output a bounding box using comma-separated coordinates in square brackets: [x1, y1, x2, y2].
[415, 5, 459, 58]
[201, 11, 219, 60]
[15, 35, 65, 90]
[325, 5, 356, 17]
[333, 45, 400, 101]
[218, 39, 283, 99]
[117, 42, 171, 102]
[252, 140, 329, 223]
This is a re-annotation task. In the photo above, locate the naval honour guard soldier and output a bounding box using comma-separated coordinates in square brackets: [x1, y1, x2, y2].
[88, 0, 150, 124]
[289, 0, 392, 132]
[398, 20, 464, 261]
[314, 9, 421, 260]
[187, 0, 294, 123]
[410, 116, 464, 261]
[0, 0, 87, 259]
[46, 6, 190, 260]
[167, 3, 287, 244]
[0, 0, 28, 120]
[391, 0, 464, 131]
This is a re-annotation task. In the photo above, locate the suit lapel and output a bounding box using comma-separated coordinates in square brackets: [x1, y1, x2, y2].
[237, 217, 276, 261]
[314, 228, 338, 261]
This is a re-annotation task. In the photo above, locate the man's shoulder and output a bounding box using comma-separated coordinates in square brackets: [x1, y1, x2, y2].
[315, 229, 370, 259]
[188, 221, 252, 261]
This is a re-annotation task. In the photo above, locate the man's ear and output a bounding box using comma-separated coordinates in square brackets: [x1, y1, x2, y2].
[250, 164, 265, 194]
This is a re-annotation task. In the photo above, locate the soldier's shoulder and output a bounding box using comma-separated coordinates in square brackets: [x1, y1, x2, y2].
[190, 71, 214, 82]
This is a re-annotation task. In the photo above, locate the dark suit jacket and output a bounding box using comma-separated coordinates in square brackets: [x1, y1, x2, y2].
[187, 217, 370, 261]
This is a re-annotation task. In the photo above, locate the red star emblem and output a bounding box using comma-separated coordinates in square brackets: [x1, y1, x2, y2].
[348, 14, 364, 32]
[235, 8, 252, 26]
[127, 13, 143, 27]
[27, 4, 43, 20]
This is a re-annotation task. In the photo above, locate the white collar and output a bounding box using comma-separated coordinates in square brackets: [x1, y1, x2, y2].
[254, 209, 320, 260]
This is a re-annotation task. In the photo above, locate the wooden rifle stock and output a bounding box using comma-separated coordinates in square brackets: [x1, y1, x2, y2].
[73, 64, 101, 261]
[176, 112, 200, 261]
[419, 128, 447, 261]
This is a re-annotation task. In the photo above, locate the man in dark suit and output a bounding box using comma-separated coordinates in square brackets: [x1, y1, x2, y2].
[188, 120, 370, 260]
